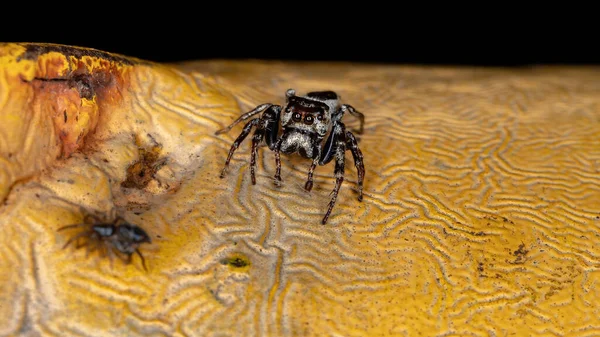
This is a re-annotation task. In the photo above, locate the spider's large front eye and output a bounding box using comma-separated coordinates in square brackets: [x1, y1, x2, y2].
[317, 114, 324, 121]
[293, 112, 302, 121]
[304, 116, 314, 125]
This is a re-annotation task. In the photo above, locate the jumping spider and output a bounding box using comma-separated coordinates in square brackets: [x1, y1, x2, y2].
[216, 88, 365, 224]
[58, 211, 152, 271]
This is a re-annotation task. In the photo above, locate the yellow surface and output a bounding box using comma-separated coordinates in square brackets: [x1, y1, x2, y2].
[1, 43, 600, 337]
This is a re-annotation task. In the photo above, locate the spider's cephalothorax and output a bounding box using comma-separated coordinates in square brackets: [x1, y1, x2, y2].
[58, 215, 152, 271]
[215, 88, 365, 224]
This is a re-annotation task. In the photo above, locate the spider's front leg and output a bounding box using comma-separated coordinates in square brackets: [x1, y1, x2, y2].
[219, 118, 261, 179]
[215, 103, 273, 135]
[319, 122, 348, 225]
[219, 105, 282, 184]
[250, 106, 281, 185]
[305, 159, 318, 192]
[304, 139, 322, 192]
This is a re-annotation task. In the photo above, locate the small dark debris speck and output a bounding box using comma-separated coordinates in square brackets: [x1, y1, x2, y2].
[514, 244, 528, 256]
[510, 243, 529, 264]
[220, 255, 250, 268]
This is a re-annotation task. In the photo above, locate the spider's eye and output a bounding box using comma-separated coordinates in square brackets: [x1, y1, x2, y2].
[317, 114, 324, 121]
[293, 112, 302, 121]
[304, 116, 314, 125]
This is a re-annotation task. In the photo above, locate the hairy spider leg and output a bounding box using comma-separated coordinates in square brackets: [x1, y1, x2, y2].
[273, 137, 284, 186]
[115, 248, 131, 265]
[83, 211, 107, 225]
[82, 235, 101, 258]
[113, 215, 128, 226]
[106, 245, 117, 269]
[110, 208, 117, 222]
[321, 123, 348, 225]
[215, 103, 273, 135]
[345, 131, 365, 201]
[136, 249, 148, 272]
[219, 118, 261, 179]
[250, 132, 261, 185]
[123, 252, 133, 265]
[57, 223, 88, 232]
[61, 229, 93, 250]
[250, 106, 282, 184]
[341, 104, 365, 134]
[305, 160, 318, 191]
[97, 240, 109, 259]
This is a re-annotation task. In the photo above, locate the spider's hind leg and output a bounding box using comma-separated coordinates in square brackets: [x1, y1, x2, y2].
[61, 230, 93, 250]
[57, 223, 87, 232]
[341, 104, 365, 135]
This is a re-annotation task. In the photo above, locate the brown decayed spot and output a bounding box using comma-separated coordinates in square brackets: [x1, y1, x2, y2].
[121, 136, 167, 190]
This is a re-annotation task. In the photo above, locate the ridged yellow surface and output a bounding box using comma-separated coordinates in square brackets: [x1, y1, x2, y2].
[1, 43, 600, 337]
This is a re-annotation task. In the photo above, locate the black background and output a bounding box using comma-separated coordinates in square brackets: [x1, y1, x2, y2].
[2, 15, 598, 66]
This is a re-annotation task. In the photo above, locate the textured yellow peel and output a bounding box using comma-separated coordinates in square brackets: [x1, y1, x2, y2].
[1, 43, 600, 337]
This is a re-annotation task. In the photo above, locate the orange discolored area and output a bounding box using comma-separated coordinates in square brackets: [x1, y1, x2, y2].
[29, 77, 99, 158]
[1, 43, 600, 337]
[0, 43, 138, 202]
[22, 44, 136, 158]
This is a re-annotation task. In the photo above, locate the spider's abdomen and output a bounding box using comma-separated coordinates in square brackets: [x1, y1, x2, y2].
[306, 91, 338, 101]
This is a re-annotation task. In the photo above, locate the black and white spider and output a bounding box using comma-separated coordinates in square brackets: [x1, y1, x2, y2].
[58, 213, 152, 271]
[215, 88, 365, 224]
